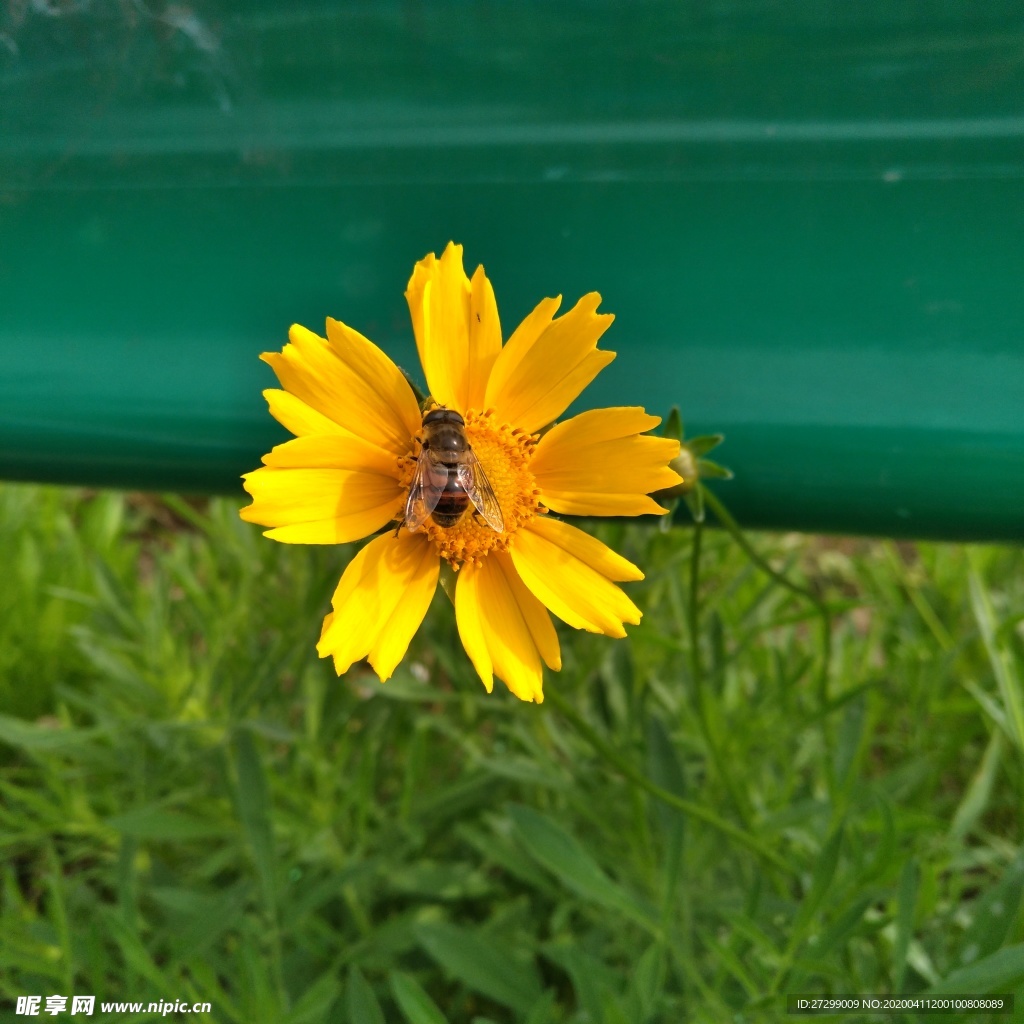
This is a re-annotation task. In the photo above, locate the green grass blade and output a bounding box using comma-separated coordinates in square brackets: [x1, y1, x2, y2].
[346, 966, 386, 1024]
[793, 822, 846, 939]
[927, 943, 1024, 995]
[645, 715, 686, 862]
[955, 853, 1024, 970]
[541, 943, 617, 1024]
[507, 804, 658, 931]
[415, 921, 541, 1014]
[950, 730, 1005, 841]
[627, 944, 665, 1023]
[233, 729, 277, 906]
[968, 555, 1024, 753]
[388, 971, 449, 1024]
[105, 806, 226, 841]
[894, 859, 919, 992]
[284, 972, 341, 1024]
[524, 991, 557, 1024]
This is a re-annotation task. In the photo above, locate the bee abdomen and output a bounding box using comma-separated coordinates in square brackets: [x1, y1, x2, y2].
[433, 474, 470, 527]
[431, 509, 466, 527]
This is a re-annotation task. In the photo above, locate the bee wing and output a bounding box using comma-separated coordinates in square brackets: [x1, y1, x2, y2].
[456, 450, 505, 533]
[403, 451, 449, 532]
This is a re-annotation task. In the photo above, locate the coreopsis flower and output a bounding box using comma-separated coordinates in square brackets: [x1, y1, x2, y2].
[241, 243, 682, 702]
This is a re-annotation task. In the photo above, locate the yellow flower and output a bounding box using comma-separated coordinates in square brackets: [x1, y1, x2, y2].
[240, 243, 682, 702]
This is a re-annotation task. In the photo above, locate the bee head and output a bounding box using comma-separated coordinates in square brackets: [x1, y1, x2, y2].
[423, 408, 465, 427]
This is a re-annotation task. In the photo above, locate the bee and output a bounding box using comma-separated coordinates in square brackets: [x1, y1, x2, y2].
[402, 408, 504, 533]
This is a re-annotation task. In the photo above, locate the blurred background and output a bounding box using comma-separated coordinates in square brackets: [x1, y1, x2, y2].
[1, 3, 1023, 1022]
[2, 0, 1022, 535]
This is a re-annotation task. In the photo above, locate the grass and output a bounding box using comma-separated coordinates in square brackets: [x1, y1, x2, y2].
[0, 481, 1022, 1023]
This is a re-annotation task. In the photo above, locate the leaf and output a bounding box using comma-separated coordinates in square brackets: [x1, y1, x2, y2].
[962, 679, 1010, 736]
[389, 971, 448, 1024]
[813, 896, 872, 957]
[105, 807, 225, 841]
[413, 774, 496, 826]
[627, 944, 665, 1022]
[957, 853, 1024, 967]
[153, 882, 250, 962]
[416, 921, 541, 1014]
[116, 836, 138, 933]
[507, 804, 657, 929]
[833, 695, 866, 789]
[950, 730, 1004, 841]
[101, 907, 167, 989]
[697, 459, 733, 480]
[346, 966, 385, 1024]
[792, 823, 845, 940]
[285, 972, 341, 1024]
[645, 716, 686, 835]
[864, 791, 896, 883]
[0, 714, 99, 753]
[385, 861, 491, 901]
[661, 406, 683, 440]
[645, 716, 685, 905]
[686, 434, 724, 457]
[602, 995, 635, 1024]
[233, 728, 276, 906]
[542, 943, 619, 1024]
[455, 823, 559, 896]
[524, 991, 557, 1024]
[969, 557, 1024, 752]
[927, 942, 1024, 994]
[894, 859, 919, 991]
[477, 757, 570, 792]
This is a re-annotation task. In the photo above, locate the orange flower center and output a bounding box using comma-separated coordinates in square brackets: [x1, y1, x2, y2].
[397, 409, 544, 568]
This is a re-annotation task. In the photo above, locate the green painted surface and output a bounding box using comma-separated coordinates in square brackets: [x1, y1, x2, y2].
[1, 3, 1022, 539]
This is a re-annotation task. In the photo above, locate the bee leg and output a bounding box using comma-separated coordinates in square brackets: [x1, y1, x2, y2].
[392, 517, 405, 537]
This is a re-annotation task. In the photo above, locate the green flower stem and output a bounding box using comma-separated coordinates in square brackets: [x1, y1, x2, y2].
[545, 687, 796, 876]
[701, 486, 833, 713]
[688, 517, 751, 825]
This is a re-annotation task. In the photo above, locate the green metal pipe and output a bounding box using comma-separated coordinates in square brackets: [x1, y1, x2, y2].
[1, 3, 1022, 540]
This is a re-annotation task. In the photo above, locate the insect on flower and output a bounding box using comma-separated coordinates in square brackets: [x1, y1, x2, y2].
[240, 242, 683, 702]
[403, 407, 504, 533]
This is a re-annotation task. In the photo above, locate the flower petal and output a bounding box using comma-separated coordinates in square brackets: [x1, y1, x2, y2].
[405, 242, 501, 412]
[532, 407, 682, 516]
[484, 292, 615, 434]
[318, 532, 439, 681]
[455, 551, 560, 702]
[262, 322, 419, 455]
[324, 316, 423, 438]
[260, 434, 399, 477]
[467, 265, 503, 408]
[522, 515, 644, 582]
[263, 389, 350, 437]
[510, 518, 643, 638]
[240, 467, 404, 544]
